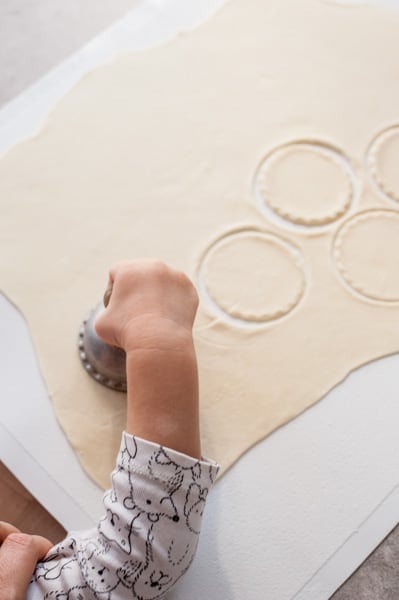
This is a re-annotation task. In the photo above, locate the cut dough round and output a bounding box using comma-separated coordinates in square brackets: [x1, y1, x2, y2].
[257, 143, 353, 226]
[369, 126, 399, 202]
[200, 230, 306, 322]
[334, 209, 399, 302]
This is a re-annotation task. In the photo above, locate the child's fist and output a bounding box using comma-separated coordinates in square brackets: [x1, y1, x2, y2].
[95, 260, 199, 354]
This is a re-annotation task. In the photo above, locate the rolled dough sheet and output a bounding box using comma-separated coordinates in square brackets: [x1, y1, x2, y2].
[1, 0, 399, 489]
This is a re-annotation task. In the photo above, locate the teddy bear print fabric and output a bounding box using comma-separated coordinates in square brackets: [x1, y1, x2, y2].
[27, 433, 219, 599]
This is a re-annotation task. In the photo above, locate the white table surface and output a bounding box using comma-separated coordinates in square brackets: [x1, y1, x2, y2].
[1, 1, 399, 598]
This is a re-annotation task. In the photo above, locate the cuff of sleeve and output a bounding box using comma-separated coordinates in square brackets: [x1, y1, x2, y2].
[117, 431, 220, 487]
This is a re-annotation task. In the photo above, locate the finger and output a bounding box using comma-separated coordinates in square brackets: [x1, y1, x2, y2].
[104, 260, 138, 308]
[0, 533, 52, 600]
[103, 281, 114, 308]
[30, 534, 53, 557]
[0, 522, 20, 544]
[104, 262, 128, 307]
[109, 261, 126, 283]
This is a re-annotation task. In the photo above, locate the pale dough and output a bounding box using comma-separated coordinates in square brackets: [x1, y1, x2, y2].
[1, 0, 399, 488]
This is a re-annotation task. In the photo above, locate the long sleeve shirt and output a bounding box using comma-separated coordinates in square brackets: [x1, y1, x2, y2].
[27, 432, 219, 599]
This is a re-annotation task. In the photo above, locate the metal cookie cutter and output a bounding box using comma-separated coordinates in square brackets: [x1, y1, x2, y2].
[78, 284, 127, 392]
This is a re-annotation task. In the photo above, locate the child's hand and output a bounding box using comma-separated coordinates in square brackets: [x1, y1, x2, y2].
[95, 260, 199, 354]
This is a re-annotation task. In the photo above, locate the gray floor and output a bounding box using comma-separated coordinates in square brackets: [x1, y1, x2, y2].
[0, 0, 135, 105]
[332, 525, 399, 600]
[0, 2, 397, 598]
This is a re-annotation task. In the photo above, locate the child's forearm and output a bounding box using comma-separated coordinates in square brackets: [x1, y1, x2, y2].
[125, 330, 201, 459]
[95, 260, 202, 458]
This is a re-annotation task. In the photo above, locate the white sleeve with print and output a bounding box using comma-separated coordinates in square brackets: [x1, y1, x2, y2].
[27, 432, 219, 600]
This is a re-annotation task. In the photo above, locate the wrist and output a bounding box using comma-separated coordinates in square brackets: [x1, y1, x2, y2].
[122, 314, 194, 354]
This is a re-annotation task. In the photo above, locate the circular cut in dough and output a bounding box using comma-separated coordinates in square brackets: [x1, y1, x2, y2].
[257, 142, 353, 226]
[333, 209, 399, 302]
[368, 126, 399, 202]
[200, 230, 306, 322]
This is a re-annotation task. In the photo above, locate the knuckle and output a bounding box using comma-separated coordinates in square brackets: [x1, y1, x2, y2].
[94, 312, 107, 337]
[173, 270, 199, 307]
[191, 285, 199, 307]
[148, 259, 169, 279]
[0, 521, 15, 541]
[109, 259, 128, 276]
[110, 259, 138, 281]
[181, 273, 199, 300]
[6, 532, 34, 550]
[187, 279, 199, 302]
[153, 259, 168, 273]
[175, 269, 192, 288]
